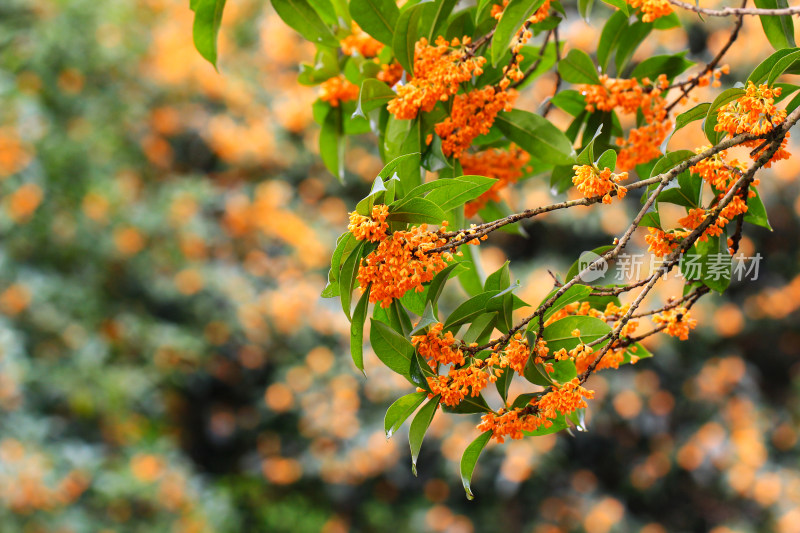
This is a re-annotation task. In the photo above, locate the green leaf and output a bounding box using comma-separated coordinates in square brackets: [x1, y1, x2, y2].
[387, 196, 448, 224]
[496, 109, 576, 166]
[744, 188, 772, 230]
[767, 50, 800, 86]
[579, 0, 595, 20]
[192, 0, 227, 68]
[550, 90, 587, 117]
[426, 262, 463, 306]
[444, 290, 501, 331]
[600, 0, 629, 14]
[409, 396, 440, 475]
[271, 0, 339, 48]
[298, 47, 339, 85]
[355, 79, 396, 119]
[597, 148, 617, 170]
[704, 88, 745, 144]
[442, 393, 492, 414]
[456, 245, 485, 297]
[370, 319, 415, 377]
[393, 4, 426, 74]
[427, 0, 459, 41]
[340, 240, 366, 319]
[544, 314, 611, 359]
[669, 102, 710, 144]
[615, 21, 651, 74]
[490, 0, 546, 66]
[320, 106, 345, 181]
[754, 0, 796, 50]
[350, 0, 400, 45]
[597, 10, 629, 72]
[557, 49, 601, 84]
[539, 284, 594, 326]
[460, 431, 492, 500]
[485, 261, 511, 291]
[350, 288, 371, 373]
[322, 232, 356, 298]
[425, 175, 497, 212]
[681, 236, 731, 293]
[748, 47, 800, 85]
[410, 302, 439, 335]
[385, 391, 427, 438]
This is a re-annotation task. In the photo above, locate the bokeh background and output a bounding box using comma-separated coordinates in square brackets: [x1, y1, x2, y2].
[1, 0, 800, 531]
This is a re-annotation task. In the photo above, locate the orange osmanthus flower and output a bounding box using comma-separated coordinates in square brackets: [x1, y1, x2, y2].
[356, 223, 452, 307]
[625, 0, 673, 22]
[652, 307, 697, 340]
[340, 22, 383, 58]
[348, 204, 389, 242]
[461, 146, 530, 217]
[427, 365, 489, 407]
[318, 75, 360, 107]
[387, 37, 486, 120]
[572, 165, 628, 204]
[412, 322, 466, 368]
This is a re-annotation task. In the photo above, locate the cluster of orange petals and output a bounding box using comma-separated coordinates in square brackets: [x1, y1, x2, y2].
[387, 37, 485, 120]
[572, 165, 628, 204]
[652, 307, 697, 340]
[645, 227, 686, 258]
[377, 62, 404, 87]
[347, 204, 389, 242]
[715, 82, 791, 167]
[580, 75, 670, 170]
[478, 378, 594, 442]
[433, 86, 516, 158]
[428, 365, 489, 407]
[318, 75, 359, 107]
[356, 222, 452, 307]
[461, 146, 530, 217]
[412, 322, 465, 368]
[625, 0, 673, 22]
[492, 0, 551, 25]
[340, 23, 383, 58]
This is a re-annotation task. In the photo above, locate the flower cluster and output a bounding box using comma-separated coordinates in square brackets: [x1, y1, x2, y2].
[377, 62, 404, 87]
[412, 322, 466, 368]
[461, 145, 531, 217]
[432, 86, 517, 158]
[492, 0, 551, 25]
[318, 75, 360, 107]
[477, 405, 550, 443]
[427, 365, 490, 407]
[478, 378, 594, 442]
[387, 37, 486, 120]
[625, 0, 673, 22]
[340, 22, 383, 58]
[645, 227, 686, 258]
[347, 204, 389, 242]
[652, 307, 697, 340]
[571, 165, 629, 204]
[579, 75, 671, 170]
[356, 223, 452, 307]
[715, 82, 791, 167]
[503, 335, 531, 374]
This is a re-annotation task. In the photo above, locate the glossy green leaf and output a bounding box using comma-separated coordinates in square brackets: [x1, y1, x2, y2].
[460, 431, 492, 500]
[340, 240, 366, 319]
[191, 0, 227, 68]
[748, 47, 800, 84]
[744, 188, 772, 230]
[425, 175, 497, 212]
[754, 0, 796, 50]
[271, 0, 339, 48]
[350, 0, 400, 45]
[767, 50, 800, 86]
[597, 10, 629, 72]
[409, 396, 440, 475]
[393, 4, 426, 74]
[631, 53, 693, 83]
[370, 318, 415, 377]
[669, 102, 710, 144]
[557, 49, 601, 84]
[444, 290, 501, 331]
[490, 0, 546, 66]
[496, 109, 576, 165]
[385, 391, 427, 438]
[350, 287, 370, 373]
[597, 148, 617, 170]
[320, 106, 345, 181]
[322, 232, 355, 297]
[615, 21, 651, 74]
[387, 196, 448, 224]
